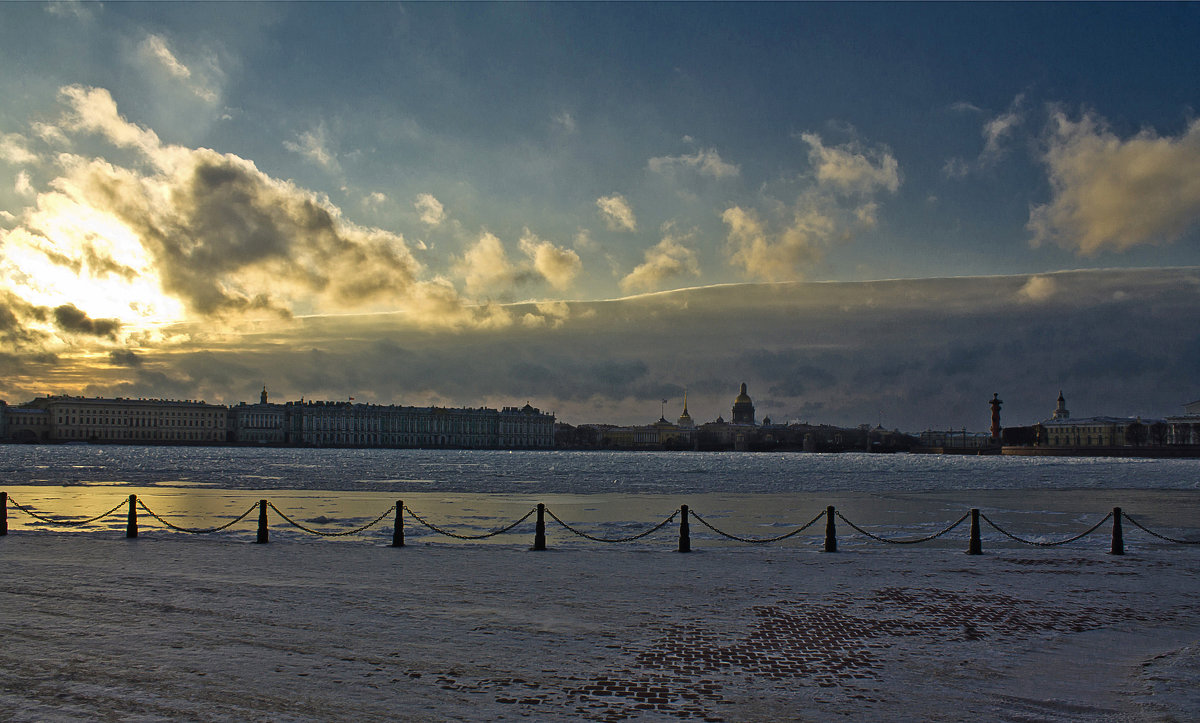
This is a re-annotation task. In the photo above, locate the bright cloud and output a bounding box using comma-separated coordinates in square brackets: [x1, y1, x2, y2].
[0, 86, 522, 344]
[1028, 113, 1200, 255]
[455, 232, 518, 295]
[0, 133, 38, 164]
[415, 193, 446, 226]
[284, 123, 339, 172]
[981, 95, 1025, 162]
[14, 170, 34, 196]
[596, 193, 637, 232]
[141, 34, 192, 80]
[648, 148, 739, 179]
[800, 133, 900, 195]
[1017, 274, 1057, 303]
[456, 230, 581, 295]
[519, 230, 581, 291]
[721, 132, 899, 282]
[620, 233, 701, 292]
[137, 33, 219, 103]
[722, 204, 828, 282]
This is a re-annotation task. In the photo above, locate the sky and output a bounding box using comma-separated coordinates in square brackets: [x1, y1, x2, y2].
[1, 2, 1199, 432]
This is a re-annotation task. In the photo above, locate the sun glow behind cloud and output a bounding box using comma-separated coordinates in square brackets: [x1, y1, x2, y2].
[2, 183, 185, 329]
[2, 3, 1199, 429]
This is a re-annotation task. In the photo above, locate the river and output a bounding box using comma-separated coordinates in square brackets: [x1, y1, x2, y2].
[2, 446, 1197, 548]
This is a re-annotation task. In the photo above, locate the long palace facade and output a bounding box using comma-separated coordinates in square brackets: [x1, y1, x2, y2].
[0, 389, 554, 449]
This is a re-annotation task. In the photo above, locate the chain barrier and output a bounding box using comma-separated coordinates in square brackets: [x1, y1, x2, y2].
[980, 511, 1112, 547]
[5, 494, 1200, 550]
[136, 500, 260, 534]
[545, 507, 677, 543]
[5, 495, 128, 527]
[690, 509, 826, 544]
[1120, 511, 1200, 545]
[267, 502, 394, 538]
[405, 505, 537, 540]
[836, 510, 971, 545]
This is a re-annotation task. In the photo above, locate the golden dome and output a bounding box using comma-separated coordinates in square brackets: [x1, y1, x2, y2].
[734, 382, 752, 404]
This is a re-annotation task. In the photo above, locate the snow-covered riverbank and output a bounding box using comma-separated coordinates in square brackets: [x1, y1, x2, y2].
[2, 534, 1196, 721]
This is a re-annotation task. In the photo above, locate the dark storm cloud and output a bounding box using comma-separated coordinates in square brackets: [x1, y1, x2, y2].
[76, 151, 421, 317]
[36, 87, 434, 322]
[16, 269, 1198, 431]
[52, 304, 120, 338]
[929, 343, 997, 377]
[0, 290, 49, 347]
[740, 348, 839, 398]
[108, 349, 142, 367]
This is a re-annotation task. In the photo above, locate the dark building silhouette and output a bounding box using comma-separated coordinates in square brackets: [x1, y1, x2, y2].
[731, 382, 755, 425]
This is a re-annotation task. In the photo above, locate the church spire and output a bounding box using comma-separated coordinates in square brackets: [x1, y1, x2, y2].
[677, 388, 695, 428]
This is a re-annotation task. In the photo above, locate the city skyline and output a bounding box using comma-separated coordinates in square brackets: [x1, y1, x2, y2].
[1, 4, 1199, 431]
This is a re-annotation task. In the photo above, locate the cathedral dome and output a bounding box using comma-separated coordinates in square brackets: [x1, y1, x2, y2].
[731, 382, 756, 425]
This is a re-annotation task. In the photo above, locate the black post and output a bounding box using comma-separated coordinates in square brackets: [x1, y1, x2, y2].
[391, 500, 404, 547]
[678, 504, 691, 553]
[1, 491, 7, 536]
[1110, 507, 1124, 556]
[968, 508, 982, 555]
[824, 505, 837, 552]
[255, 499, 269, 544]
[126, 494, 138, 539]
[532, 503, 546, 551]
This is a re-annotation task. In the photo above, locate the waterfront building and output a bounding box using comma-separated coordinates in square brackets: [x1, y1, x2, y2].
[1037, 393, 1168, 449]
[996, 392, 1200, 454]
[0, 392, 553, 449]
[1051, 391, 1070, 421]
[229, 387, 287, 444]
[283, 400, 553, 449]
[1, 403, 51, 443]
[600, 412, 695, 450]
[16, 396, 226, 444]
[917, 429, 995, 451]
[1162, 399, 1200, 446]
[499, 404, 556, 449]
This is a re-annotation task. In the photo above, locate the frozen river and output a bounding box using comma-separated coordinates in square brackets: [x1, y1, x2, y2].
[2, 446, 1197, 550]
[3, 446, 1199, 720]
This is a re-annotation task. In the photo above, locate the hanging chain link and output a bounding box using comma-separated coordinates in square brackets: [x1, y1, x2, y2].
[5, 495, 128, 526]
[544, 507, 677, 543]
[404, 506, 537, 540]
[266, 502, 394, 537]
[1120, 512, 1200, 544]
[5, 494, 1199, 549]
[836, 510, 971, 545]
[135, 500, 260, 534]
[979, 511, 1112, 547]
[689, 509, 826, 544]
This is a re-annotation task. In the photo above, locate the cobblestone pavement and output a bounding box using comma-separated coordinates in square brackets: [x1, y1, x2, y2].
[424, 556, 1192, 721]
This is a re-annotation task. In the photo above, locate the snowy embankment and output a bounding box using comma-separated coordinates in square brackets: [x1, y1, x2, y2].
[1, 534, 1197, 721]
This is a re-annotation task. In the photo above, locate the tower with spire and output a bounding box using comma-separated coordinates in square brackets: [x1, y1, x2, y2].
[677, 390, 694, 428]
[1052, 391, 1070, 421]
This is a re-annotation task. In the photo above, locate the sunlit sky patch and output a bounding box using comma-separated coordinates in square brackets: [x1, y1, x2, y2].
[1, 3, 1198, 430]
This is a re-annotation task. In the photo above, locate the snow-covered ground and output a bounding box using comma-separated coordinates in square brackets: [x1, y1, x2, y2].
[2, 533, 1197, 721]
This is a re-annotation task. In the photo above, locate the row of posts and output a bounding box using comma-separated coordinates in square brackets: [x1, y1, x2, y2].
[0, 494, 1128, 555]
